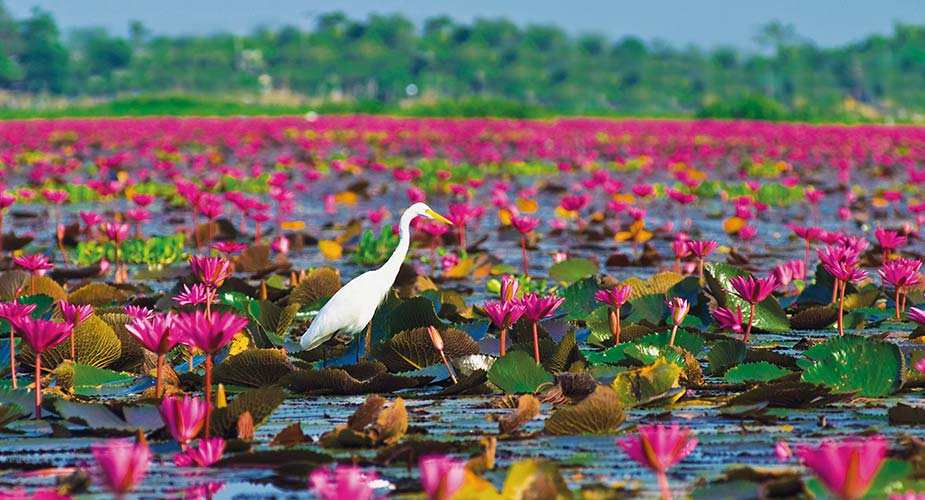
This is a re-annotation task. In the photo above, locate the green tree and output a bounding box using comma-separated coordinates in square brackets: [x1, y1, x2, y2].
[18, 7, 69, 93]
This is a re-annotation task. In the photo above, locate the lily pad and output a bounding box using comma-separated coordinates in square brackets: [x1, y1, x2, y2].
[486, 351, 554, 394]
[801, 336, 904, 397]
[707, 339, 747, 376]
[610, 358, 682, 407]
[498, 394, 540, 435]
[543, 385, 625, 435]
[374, 326, 479, 372]
[548, 258, 597, 283]
[289, 267, 341, 305]
[281, 367, 424, 395]
[213, 348, 296, 387]
[636, 329, 704, 355]
[705, 263, 789, 333]
[558, 277, 600, 321]
[66, 283, 128, 307]
[723, 362, 790, 384]
[790, 306, 838, 330]
[211, 385, 287, 438]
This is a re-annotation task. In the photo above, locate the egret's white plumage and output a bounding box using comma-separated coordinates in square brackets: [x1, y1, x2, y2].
[300, 202, 451, 352]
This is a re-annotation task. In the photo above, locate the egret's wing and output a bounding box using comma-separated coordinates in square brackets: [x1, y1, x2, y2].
[299, 270, 389, 351]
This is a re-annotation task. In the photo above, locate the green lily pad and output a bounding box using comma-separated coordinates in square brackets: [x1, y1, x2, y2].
[801, 336, 904, 397]
[624, 293, 669, 325]
[486, 351, 554, 394]
[611, 358, 682, 407]
[543, 385, 625, 435]
[623, 343, 686, 367]
[558, 277, 600, 321]
[707, 339, 747, 376]
[705, 263, 789, 333]
[548, 258, 598, 284]
[635, 329, 704, 355]
[723, 362, 790, 383]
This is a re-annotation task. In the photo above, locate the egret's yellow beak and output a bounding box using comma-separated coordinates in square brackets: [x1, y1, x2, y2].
[426, 209, 453, 225]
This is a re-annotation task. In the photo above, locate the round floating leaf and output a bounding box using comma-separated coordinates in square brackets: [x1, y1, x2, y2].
[100, 313, 146, 372]
[796, 334, 869, 370]
[20, 315, 121, 370]
[213, 348, 295, 387]
[623, 343, 686, 367]
[727, 380, 852, 409]
[0, 270, 29, 301]
[705, 263, 789, 333]
[543, 331, 581, 374]
[610, 358, 682, 408]
[543, 385, 625, 435]
[211, 385, 287, 438]
[375, 326, 479, 372]
[281, 367, 424, 395]
[707, 339, 747, 376]
[624, 294, 669, 325]
[801, 337, 904, 397]
[498, 394, 540, 435]
[790, 306, 838, 330]
[620, 272, 684, 301]
[558, 277, 600, 321]
[636, 329, 704, 355]
[30, 277, 67, 303]
[289, 267, 341, 306]
[67, 283, 128, 307]
[548, 258, 597, 284]
[388, 297, 443, 334]
[487, 351, 554, 394]
[723, 362, 790, 383]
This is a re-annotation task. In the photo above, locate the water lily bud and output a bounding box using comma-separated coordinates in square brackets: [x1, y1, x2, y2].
[427, 325, 444, 352]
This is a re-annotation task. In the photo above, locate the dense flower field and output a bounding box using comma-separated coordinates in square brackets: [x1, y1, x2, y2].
[1, 116, 925, 498]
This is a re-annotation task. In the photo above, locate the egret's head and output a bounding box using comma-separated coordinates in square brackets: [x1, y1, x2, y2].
[408, 202, 453, 225]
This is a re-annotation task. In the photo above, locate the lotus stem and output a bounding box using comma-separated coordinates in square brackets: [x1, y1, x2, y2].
[70, 329, 76, 360]
[669, 324, 679, 347]
[0, 212, 4, 254]
[204, 353, 213, 439]
[520, 235, 530, 278]
[30, 275, 35, 295]
[609, 308, 621, 345]
[837, 280, 846, 336]
[743, 302, 756, 343]
[657, 470, 672, 500]
[458, 225, 466, 252]
[8, 324, 15, 389]
[804, 241, 810, 273]
[57, 234, 71, 269]
[698, 258, 704, 286]
[254, 221, 262, 243]
[439, 350, 458, 384]
[34, 353, 41, 420]
[531, 321, 541, 364]
[156, 353, 165, 398]
[896, 287, 902, 321]
[500, 327, 507, 357]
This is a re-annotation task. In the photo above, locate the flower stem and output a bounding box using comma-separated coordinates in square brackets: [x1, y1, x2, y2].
[70, 327, 76, 360]
[500, 327, 507, 357]
[743, 303, 756, 343]
[895, 287, 902, 321]
[520, 235, 530, 278]
[532, 321, 541, 364]
[9, 324, 16, 390]
[156, 353, 164, 399]
[669, 324, 679, 347]
[657, 471, 672, 500]
[609, 308, 621, 345]
[204, 353, 213, 439]
[837, 280, 846, 336]
[698, 258, 704, 285]
[34, 353, 41, 420]
[440, 350, 458, 384]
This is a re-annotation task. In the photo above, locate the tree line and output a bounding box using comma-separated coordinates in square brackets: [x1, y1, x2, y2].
[2, 4, 925, 120]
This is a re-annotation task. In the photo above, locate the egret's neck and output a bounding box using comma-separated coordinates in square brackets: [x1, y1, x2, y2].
[379, 210, 414, 278]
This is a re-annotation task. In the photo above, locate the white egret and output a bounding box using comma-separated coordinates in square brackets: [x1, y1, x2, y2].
[300, 202, 452, 357]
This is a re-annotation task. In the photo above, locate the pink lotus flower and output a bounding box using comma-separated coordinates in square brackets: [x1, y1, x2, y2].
[686, 240, 718, 284]
[178, 437, 225, 467]
[310, 464, 383, 500]
[511, 214, 540, 234]
[483, 299, 524, 356]
[916, 358, 925, 374]
[419, 455, 466, 500]
[617, 423, 697, 500]
[14, 254, 53, 275]
[559, 194, 590, 212]
[189, 256, 232, 288]
[519, 292, 565, 363]
[712, 306, 744, 334]
[500, 275, 520, 302]
[127, 313, 177, 397]
[159, 394, 207, 446]
[666, 297, 690, 347]
[101, 221, 130, 243]
[123, 305, 155, 320]
[172, 310, 248, 355]
[773, 260, 806, 288]
[908, 307, 925, 326]
[595, 285, 632, 344]
[131, 193, 156, 207]
[875, 226, 906, 254]
[211, 241, 247, 254]
[728, 275, 778, 304]
[40, 189, 68, 204]
[796, 435, 886, 500]
[58, 301, 92, 326]
[407, 186, 426, 203]
[91, 438, 151, 498]
[173, 283, 216, 307]
[272, 235, 290, 254]
[80, 210, 104, 228]
[0, 191, 15, 209]
[880, 258, 923, 320]
[0, 299, 37, 390]
[775, 440, 792, 462]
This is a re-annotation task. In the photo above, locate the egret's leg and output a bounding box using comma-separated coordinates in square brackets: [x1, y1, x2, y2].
[322, 346, 328, 368]
[364, 322, 373, 362]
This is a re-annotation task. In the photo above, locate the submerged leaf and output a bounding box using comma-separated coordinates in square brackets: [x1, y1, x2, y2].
[498, 394, 540, 435]
[374, 326, 478, 372]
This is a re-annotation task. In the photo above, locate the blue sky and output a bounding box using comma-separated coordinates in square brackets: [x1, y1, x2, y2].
[7, 0, 925, 50]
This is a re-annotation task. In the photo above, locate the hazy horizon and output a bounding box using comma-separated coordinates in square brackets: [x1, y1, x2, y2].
[6, 0, 925, 50]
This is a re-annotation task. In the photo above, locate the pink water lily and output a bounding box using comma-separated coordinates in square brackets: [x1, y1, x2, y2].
[511, 214, 540, 277]
[58, 301, 92, 361]
[16, 317, 73, 419]
[685, 240, 718, 284]
[159, 394, 207, 446]
[91, 438, 151, 499]
[617, 423, 698, 500]
[519, 292, 565, 363]
[0, 299, 36, 389]
[796, 435, 886, 500]
[419, 455, 466, 500]
[483, 299, 525, 356]
[309, 464, 383, 500]
[879, 258, 922, 320]
[595, 285, 632, 344]
[727, 275, 778, 343]
[666, 298, 690, 347]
